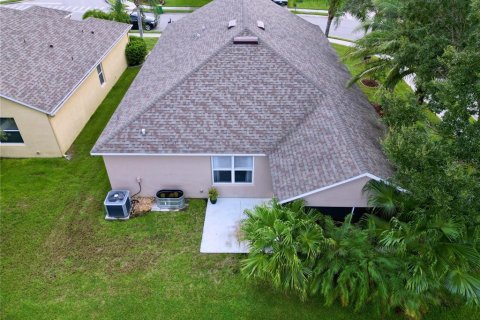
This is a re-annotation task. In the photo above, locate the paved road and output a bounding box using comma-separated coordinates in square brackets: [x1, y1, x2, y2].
[5, 0, 189, 29]
[4, 0, 365, 39]
[299, 13, 366, 40]
[5, 0, 108, 19]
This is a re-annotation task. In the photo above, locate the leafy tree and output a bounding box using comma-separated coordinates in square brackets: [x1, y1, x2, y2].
[109, 0, 130, 23]
[82, 1, 129, 23]
[349, 0, 476, 94]
[82, 9, 112, 20]
[426, 45, 480, 165]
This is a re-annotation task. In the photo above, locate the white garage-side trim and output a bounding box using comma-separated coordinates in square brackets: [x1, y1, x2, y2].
[278, 173, 382, 204]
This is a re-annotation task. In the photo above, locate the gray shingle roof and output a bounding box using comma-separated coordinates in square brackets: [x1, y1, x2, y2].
[92, 0, 391, 201]
[0, 6, 130, 115]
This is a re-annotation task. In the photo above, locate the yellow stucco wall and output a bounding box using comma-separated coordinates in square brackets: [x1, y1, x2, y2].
[0, 98, 61, 157]
[0, 33, 128, 158]
[49, 34, 129, 154]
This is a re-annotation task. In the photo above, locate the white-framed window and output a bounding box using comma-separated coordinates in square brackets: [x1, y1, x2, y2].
[212, 156, 253, 184]
[0, 118, 23, 143]
[96, 63, 105, 85]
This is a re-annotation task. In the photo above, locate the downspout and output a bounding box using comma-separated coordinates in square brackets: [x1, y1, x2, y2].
[47, 113, 67, 158]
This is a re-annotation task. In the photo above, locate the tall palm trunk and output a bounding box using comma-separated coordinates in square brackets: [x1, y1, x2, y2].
[132, 0, 144, 38]
[136, 5, 144, 38]
[325, 9, 335, 37]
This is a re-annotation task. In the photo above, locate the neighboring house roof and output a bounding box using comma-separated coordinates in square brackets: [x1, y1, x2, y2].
[23, 5, 71, 18]
[0, 6, 130, 115]
[92, 0, 392, 201]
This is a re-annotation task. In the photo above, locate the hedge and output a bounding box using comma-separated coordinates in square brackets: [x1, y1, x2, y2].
[125, 37, 148, 66]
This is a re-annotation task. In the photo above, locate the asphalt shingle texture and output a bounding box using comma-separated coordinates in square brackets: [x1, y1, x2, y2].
[0, 6, 130, 114]
[93, 0, 392, 201]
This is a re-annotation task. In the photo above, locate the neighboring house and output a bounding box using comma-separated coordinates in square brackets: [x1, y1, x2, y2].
[0, 6, 131, 158]
[92, 0, 391, 210]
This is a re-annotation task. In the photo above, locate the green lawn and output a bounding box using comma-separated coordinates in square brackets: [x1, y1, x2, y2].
[162, 0, 211, 7]
[143, 37, 159, 52]
[331, 43, 413, 103]
[288, 0, 329, 10]
[0, 50, 473, 319]
[331, 43, 443, 124]
[294, 10, 328, 16]
[0, 0, 24, 4]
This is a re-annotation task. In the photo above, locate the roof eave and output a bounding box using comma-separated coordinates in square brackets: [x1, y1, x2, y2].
[49, 25, 131, 116]
[277, 173, 384, 204]
[90, 152, 268, 157]
[1, 25, 131, 116]
[0, 93, 50, 115]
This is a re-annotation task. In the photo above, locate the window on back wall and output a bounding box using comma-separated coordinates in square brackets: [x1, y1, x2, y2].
[0, 118, 24, 143]
[212, 156, 253, 184]
[96, 63, 105, 85]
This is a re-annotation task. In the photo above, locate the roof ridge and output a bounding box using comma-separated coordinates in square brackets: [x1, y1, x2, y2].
[252, 26, 366, 173]
[94, 29, 245, 151]
[249, 26, 327, 97]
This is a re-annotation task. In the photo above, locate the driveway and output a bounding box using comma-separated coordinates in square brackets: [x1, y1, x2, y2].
[200, 198, 269, 253]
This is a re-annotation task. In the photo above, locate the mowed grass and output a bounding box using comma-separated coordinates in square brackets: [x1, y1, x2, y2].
[331, 43, 413, 102]
[0, 52, 475, 320]
[162, 0, 211, 7]
[0, 65, 375, 320]
[288, 0, 329, 10]
[143, 37, 159, 52]
[331, 43, 442, 124]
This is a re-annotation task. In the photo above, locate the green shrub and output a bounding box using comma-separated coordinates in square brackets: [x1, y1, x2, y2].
[125, 37, 147, 66]
[82, 9, 113, 21]
[207, 187, 218, 201]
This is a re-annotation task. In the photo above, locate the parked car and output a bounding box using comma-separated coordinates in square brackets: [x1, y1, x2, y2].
[130, 12, 158, 31]
[271, 0, 288, 6]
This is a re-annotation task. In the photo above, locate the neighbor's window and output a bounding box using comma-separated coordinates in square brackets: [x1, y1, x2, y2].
[0, 118, 23, 143]
[96, 63, 105, 85]
[212, 156, 253, 183]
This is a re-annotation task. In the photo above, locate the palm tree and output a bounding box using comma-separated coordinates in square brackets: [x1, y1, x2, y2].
[379, 215, 480, 307]
[241, 199, 325, 297]
[324, 0, 375, 37]
[324, 0, 345, 37]
[362, 179, 402, 218]
[310, 214, 399, 315]
[109, 0, 130, 23]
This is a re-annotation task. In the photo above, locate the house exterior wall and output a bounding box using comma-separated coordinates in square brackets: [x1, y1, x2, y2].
[49, 34, 129, 154]
[102, 155, 274, 198]
[302, 176, 371, 207]
[0, 98, 61, 157]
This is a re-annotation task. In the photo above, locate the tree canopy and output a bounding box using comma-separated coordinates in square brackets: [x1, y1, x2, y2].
[242, 0, 480, 318]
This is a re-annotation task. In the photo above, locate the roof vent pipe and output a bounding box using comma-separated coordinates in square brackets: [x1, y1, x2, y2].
[233, 36, 259, 44]
[141, 128, 146, 136]
[228, 19, 236, 29]
[257, 20, 265, 30]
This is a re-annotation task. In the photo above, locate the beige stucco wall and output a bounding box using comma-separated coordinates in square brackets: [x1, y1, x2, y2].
[103, 155, 274, 198]
[302, 176, 371, 207]
[0, 98, 61, 157]
[49, 33, 129, 154]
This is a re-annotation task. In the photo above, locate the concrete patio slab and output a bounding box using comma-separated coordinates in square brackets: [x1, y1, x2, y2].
[200, 198, 269, 253]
